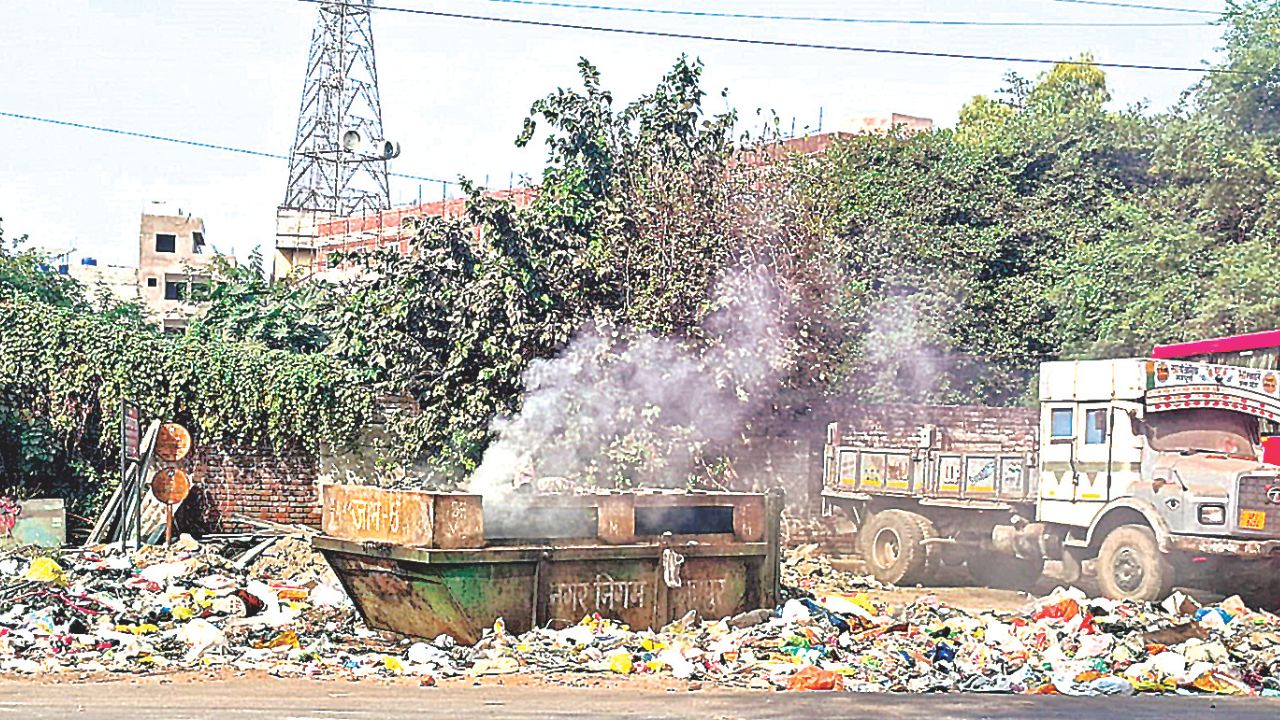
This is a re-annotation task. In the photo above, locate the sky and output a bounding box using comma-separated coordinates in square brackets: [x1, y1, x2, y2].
[0, 0, 1233, 266]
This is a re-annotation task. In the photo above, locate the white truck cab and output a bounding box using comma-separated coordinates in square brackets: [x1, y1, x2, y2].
[822, 357, 1280, 602]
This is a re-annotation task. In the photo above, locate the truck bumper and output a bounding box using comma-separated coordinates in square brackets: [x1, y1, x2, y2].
[1168, 535, 1280, 558]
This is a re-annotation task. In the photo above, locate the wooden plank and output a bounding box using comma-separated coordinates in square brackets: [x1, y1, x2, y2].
[320, 484, 435, 546]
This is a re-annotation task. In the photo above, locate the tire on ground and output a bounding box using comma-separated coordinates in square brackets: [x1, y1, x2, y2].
[857, 509, 935, 586]
[1095, 524, 1175, 602]
[967, 553, 1044, 591]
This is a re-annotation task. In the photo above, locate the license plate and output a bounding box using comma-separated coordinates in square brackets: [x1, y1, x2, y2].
[1240, 509, 1267, 530]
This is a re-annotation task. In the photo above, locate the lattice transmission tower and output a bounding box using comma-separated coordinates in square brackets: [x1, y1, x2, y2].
[282, 0, 399, 216]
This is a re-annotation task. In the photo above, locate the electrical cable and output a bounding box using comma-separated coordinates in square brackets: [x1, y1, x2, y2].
[304, 0, 1248, 74]
[1048, 0, 1223, 15]
[0, 111, 457, 185]
[470, 0, 1212, 27]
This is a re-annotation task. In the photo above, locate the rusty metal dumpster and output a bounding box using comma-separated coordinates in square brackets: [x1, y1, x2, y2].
[314, 485, 782, 643]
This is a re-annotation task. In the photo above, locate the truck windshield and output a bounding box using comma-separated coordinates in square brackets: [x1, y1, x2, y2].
[1143, 408, 1259, 458]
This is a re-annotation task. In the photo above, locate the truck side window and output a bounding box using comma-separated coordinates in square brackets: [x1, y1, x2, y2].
[1051, 408, 1073, 438]
[1085, 408, 1108, 445]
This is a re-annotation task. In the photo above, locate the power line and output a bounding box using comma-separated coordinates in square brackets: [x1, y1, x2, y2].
[307, 0, 1247, 74]
[472, 0, 1212, 27]
[0, 111, 457, 185]
[1048, 0, 1224, 15]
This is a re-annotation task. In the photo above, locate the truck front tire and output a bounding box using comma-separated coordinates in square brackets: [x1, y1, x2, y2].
[1096, 524, 1174, 602]
[858, 510, 935, 586]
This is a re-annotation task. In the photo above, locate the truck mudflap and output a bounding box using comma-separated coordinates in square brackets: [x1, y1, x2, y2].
[1167, 535, 1280, 558]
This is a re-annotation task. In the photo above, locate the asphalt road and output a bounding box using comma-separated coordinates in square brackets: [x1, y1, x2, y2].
[1, 679, 1278, 720]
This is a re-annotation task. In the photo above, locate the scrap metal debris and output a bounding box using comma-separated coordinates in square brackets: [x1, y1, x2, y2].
[1, 540, 1278, 696]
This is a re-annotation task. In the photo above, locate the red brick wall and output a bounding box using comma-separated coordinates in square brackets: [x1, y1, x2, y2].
[180, 441, 320, 533]
[741, 404, 1039, 518]
[832, 404, 1038, 454]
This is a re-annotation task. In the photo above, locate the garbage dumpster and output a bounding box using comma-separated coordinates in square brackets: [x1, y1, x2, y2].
[314, 485, 782, 643]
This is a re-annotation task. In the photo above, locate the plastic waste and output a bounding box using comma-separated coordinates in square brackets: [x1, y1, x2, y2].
[23, 556, 63, 583]
[786, 665, 844, 691]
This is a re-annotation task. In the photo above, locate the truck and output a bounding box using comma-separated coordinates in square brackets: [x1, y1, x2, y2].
[821, 357, 1280, 602]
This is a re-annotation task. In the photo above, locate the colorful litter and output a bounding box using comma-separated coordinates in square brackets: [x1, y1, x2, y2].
[0, 539, 1278, 696]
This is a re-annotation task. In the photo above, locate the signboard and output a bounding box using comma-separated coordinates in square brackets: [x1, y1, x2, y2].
[151, 468, 192, 505]
[155, 423, 192, 463]
[122, 403, 142, 462]
[1148, 360, 1280, 422]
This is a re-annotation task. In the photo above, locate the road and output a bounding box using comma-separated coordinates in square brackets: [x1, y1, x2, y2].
[1, 678, 1277, 720]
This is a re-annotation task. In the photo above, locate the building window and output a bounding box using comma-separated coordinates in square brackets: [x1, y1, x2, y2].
[155, 234, 176, 253]
[192, 232, 206, 254]
[146, 277, 158, 287]
[1051, 408, 1073, 438]
[164, 281, 185, 301]
[1085, 408, 1109, 445]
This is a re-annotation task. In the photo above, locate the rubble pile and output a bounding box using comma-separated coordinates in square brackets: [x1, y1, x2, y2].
[2, 539, 1279, 696]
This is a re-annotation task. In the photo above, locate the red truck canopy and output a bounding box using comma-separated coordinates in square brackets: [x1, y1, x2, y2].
[1153, 329, 1280, 359]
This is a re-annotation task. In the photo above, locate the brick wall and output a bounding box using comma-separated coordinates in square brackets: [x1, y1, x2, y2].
[180, 440, 320, 533]
[733, 403, 1039, 518]
[832, 404, 1038, 454]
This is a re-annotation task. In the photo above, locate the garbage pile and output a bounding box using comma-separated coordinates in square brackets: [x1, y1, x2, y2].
[0, 535, 395, 677]
[2, 539, 1280, 696]
[782, 543, 885, 594]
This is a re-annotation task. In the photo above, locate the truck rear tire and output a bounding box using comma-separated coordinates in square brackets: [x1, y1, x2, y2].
[858, 510, 934, 586]
[967, 554, 1044, 591]
[1096, 524, 1174, 602]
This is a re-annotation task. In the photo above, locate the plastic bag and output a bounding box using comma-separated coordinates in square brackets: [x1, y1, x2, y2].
[786, 665, 844, 691]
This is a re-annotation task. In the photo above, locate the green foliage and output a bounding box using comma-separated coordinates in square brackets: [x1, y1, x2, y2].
[0, 239, 375, 512]
[188, 249, 334, 353]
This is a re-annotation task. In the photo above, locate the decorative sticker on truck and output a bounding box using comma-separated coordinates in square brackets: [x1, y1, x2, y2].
[964, 457, 998, 495]
[999, 458, 1025, 496]
[885, 454, 912, 491]
[837, 450, 857, 488]
[1148, 360, 1280, 422]
[938, 456, 962, 495]
[861, 454, 886, 490]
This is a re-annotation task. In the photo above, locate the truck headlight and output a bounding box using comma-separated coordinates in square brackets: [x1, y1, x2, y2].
[1198, 504, 1226, 525]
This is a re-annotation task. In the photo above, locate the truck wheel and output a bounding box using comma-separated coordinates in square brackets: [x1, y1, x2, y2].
[858, 510, 933, 586]
[967, 554, 1044, 591]
[1096, 524, 1174, 602]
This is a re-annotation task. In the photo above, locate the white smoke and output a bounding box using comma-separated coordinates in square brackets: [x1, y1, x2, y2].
[468, 265, 795, 504]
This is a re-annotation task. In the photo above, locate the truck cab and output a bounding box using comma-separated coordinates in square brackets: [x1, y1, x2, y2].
[821, 357, 1280, 603]
[1040, 359, 1280, 600]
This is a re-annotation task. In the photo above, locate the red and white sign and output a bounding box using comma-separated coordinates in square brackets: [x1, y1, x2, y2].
[1148, 360, 1280, 422]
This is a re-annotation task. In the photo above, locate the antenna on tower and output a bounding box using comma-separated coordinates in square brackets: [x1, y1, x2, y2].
[282, 0, 398, 217]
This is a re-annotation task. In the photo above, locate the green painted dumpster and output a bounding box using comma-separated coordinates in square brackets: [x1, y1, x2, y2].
[314, 486, 782, 644]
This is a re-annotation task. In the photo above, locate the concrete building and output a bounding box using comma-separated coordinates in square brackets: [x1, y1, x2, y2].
[137, 204, 213, 332]
[65, 257, 139, 306]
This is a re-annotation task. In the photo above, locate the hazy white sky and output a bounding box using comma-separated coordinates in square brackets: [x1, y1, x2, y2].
[1, 0, 1230, 266]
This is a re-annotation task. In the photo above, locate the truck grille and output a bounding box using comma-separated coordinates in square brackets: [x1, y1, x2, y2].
[1237, 475, 1280, 535]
